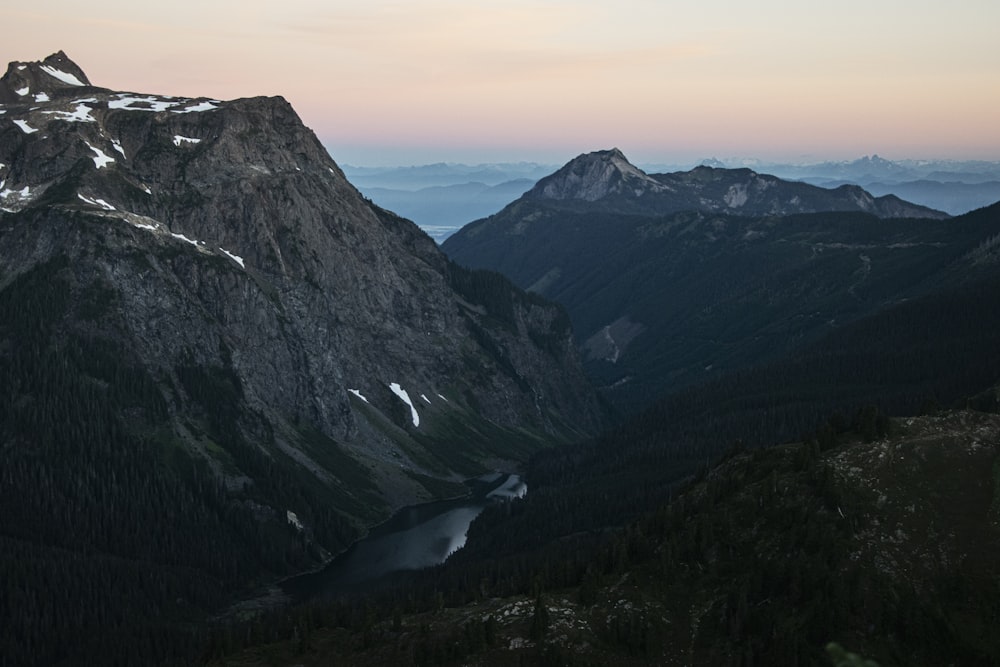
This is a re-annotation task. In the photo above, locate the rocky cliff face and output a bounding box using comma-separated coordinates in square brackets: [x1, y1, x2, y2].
[522, 148, 949, 219]
[0, 52, 605, 529]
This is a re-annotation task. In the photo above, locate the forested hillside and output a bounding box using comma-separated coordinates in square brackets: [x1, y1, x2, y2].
[205, 251, 1000, 665]
[443, 150, 1000, 414]
[209, 408, 1000, 666]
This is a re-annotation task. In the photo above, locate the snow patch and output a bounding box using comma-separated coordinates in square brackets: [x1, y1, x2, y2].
[0, 185, 32, 210]
[348, 389, 369, 403]
[34, 92, 50, 103]
[219, 247, 245, 268]
[15, 86, 29, 96]
[109, 95, 178, 112]
[84, 141, 115, 169]
[40, 65, 86, 87]
[142, 185, 152, 195]
[388, 382, 420, 427]
[170, 100, 219, 113]
[170, 232, 202, 247]
[172, 135, 201, 147]
[286, 511, 303, 531]
[0, 109, 6, 115]
[13, 120, 38, 134]
[421, 394, 431, 404]
[77, 194, 116, 211]
[1, 185, 31, 200]
[437, 393, 449, 402]
[111, 139, 126, 158]
[42, 103, 96, 123]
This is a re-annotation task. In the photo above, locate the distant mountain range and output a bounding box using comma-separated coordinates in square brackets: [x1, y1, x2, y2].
[340, 163, 553, 241]
[342, 162, 555, 190]
[344, 154, 1000, 238]
[359, 179, 535, 241]
[521, 148, 947, 218]
[754, 154, 1000, 215]
[743, 153, 1000, 185]
[444, 149, 1000, 412]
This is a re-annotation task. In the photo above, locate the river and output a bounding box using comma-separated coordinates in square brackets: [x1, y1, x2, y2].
[280, 472, 526, 602]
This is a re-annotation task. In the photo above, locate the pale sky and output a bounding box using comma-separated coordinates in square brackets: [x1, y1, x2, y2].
[4, 0, 999, 166]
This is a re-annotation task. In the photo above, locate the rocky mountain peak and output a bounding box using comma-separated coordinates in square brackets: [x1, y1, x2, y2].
[503, 150, 946, 219]
[526, 148, 665, 202]
[1, 52, 607, 522]
[0, 51, 92, 103]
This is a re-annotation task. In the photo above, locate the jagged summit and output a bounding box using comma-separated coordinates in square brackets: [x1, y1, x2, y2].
[525, 148, 667, 203]
[0, 51, 92, 103]
[0, 51, 256, 224]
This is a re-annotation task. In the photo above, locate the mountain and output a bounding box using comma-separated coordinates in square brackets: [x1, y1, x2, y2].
[522, 148, 948, 218]
[444, 149, 997, 412]
[765, 154, 1000, 185]
[0, 52, 606, 665]
[339, 162, 552, 243]
[209, 247, 1000, 664]
[341, 162, 555, 190]
[859, 178, 1000, 216]
[722, 155, 1000, 215]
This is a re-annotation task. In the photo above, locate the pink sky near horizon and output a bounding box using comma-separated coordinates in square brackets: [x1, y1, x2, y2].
[4, 0, 999, 166]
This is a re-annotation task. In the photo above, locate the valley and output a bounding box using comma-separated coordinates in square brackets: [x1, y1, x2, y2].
[213, 410, 1000, 666]
[280, 473, 526, 602]
[2, 52, 1000, 667]
[444, 149, 1000, 413]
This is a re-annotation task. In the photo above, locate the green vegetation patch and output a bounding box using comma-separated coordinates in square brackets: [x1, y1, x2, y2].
[295, 424, 384, 519]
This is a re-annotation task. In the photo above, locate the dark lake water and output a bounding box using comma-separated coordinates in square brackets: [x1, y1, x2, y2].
[281, 472, 526, 602]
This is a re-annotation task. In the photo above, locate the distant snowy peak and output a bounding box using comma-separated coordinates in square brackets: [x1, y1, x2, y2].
[0, 51, 91, 102]
[526, 148, 666, 202]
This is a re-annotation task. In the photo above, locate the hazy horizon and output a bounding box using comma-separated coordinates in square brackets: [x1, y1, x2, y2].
[332, 149, 1000, 170]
